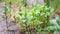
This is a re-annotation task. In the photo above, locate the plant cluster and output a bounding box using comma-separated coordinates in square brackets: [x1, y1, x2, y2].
[13, 4, 52, 34]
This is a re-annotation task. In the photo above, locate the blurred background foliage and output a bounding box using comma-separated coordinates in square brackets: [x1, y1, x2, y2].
[3, 0, 60, 10]
[45, 0, 60, 10]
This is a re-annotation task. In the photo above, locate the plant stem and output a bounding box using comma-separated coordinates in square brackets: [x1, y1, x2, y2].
[5, 15, 9, 34]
